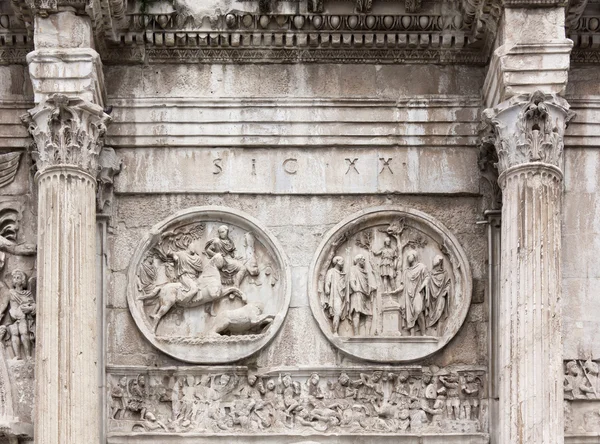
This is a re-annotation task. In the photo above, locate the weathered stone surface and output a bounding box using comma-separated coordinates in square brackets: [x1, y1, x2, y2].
[126, 206, 291, 364]
[0, 0, 598, 442]
[309, 206, 472, 362]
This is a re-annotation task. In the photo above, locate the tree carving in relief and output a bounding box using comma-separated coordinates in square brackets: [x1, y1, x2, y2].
[321, 217, 451, 339]
[310, 207, 471, 363]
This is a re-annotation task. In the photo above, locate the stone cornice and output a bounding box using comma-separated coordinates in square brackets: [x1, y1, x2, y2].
[99, 5, 499, 64]
[21, 94, 111, 177]
[483, 91, 574, 177]
[502, 0, 568, 7]
[1, 0, 502, 64]
[568, 13, 600, 64]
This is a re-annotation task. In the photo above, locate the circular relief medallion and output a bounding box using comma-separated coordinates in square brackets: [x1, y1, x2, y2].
[309, 206, 472, 362]
[127, 206, 291, 363]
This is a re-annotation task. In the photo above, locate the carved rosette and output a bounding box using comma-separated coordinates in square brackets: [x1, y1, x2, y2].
[127, 206, 291, 364]
[483, 91, 574, 184]
[21, 94, 111, 179]
[309, 206, 472, 363]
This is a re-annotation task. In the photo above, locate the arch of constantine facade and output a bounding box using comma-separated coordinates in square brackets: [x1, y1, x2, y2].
[0, 0, 598, 442]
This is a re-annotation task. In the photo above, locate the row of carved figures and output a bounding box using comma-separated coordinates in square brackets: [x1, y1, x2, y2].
[564, 360, 600, 400]
[109, 369, 484, 434]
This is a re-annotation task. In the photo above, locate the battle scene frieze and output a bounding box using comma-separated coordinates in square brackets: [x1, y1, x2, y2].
[309, 206, 472, 362]
[106, 365, 487, 437]
[127, 206, 291, 364]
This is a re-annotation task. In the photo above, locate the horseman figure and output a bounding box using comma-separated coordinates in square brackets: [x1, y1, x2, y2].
[205, 225, 258, 287]
[137, 224, 259, 334]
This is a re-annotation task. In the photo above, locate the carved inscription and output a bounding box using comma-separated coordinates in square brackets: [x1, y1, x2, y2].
[107, 366, 486, 435]
[379, 157, 393, 175]
[345, 158, 360, 175]
[213, 158, 223, 175]
[282, 158, 298, 174]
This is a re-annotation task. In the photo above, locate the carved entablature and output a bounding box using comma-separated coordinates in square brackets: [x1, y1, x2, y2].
[127, 206, 291, 364]
[483, 91, 574, 178]
[106, 365, 487, 436]
[0, 0, 505, 65]
[21, 94, 112, 177]
[309, 206, 472, 363]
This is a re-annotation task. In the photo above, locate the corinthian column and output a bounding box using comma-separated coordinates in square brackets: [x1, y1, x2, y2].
[485, 91, 573, 444]
[22, 94, 110, 444]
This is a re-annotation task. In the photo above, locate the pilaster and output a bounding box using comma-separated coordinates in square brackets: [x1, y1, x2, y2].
[484, 91, 573, 444]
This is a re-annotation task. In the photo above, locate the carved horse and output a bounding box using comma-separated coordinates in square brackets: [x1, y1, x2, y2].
[138, 252, 247, 333]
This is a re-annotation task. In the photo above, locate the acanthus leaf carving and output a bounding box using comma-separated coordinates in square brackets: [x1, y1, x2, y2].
[21, 94, 112, 177]
[483, 91, 574, 178]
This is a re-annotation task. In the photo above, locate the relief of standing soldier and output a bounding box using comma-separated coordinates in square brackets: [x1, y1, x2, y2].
[0, 270, 36, 360]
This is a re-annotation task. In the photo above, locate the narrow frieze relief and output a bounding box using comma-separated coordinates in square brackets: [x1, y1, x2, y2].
[564, 360, 600, 435]
[127, 206, 291, 364]
[564, 360, 600, 401]
[483, 91, 574, 177]
[107, 365, 487, 436]
[21, 93, 112, 177]
[309, 206, 472, 362]
[22, 0, 58, 17]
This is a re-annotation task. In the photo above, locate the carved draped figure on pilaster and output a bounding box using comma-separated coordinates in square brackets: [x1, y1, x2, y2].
[483, 91, 573, 444]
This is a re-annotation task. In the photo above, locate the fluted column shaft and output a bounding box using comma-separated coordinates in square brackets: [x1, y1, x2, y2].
[499, 164, 563, 443]
[22, 92, 110, 444]
[35, 166, 98, 443]
[485, 91, 572, 444]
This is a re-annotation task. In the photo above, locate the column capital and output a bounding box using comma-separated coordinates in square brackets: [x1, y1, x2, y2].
[21, 93, 111, 178]
[22, 0, 58, 18]
[483, 91, 574, 180]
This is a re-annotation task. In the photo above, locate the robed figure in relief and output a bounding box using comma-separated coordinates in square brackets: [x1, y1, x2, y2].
[205, 225, 246, 286]
[349, 254, 374, 336]
[400, 250, 429, 336]
[323, 256, 348, 334]
[426, 255, 450, 332]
